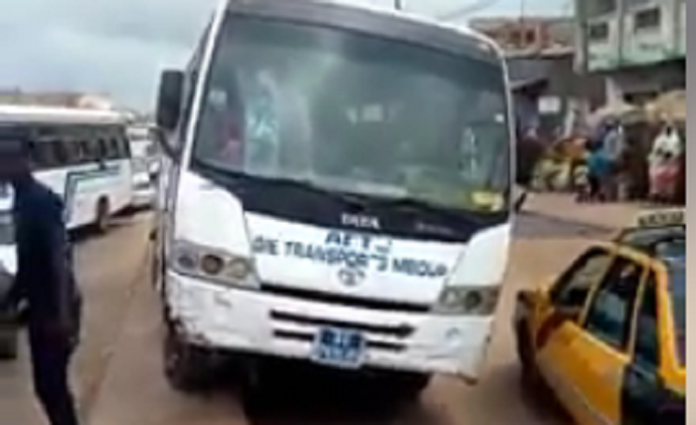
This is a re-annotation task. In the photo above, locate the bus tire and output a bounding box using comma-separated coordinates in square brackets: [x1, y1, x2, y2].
[163, 326, 210, 392]
[391, 372, 430, 401]
[241, 361, 269, 415]
[95, 198, 111, 234]
[0, 332, 18, 361]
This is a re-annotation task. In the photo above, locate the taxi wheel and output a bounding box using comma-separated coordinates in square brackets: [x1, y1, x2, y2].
[163, 327, 209, 392]
[0, 333, 18, 361]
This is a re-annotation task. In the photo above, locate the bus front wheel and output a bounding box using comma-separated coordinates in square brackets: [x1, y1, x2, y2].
[163, 326, 211, 392]
[387, 372, 431, 401]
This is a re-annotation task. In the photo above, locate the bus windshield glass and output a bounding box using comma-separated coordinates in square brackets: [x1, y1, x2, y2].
[193, 17, 510, 212]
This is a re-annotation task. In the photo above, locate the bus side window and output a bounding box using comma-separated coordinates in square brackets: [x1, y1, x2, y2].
[121, 137, 132, 158]
[115, 138, 129, 159]
[53, 140, 71, 166]
[63, 140, 82, 166]
[84, 139, 101, 163]
[98, 139, 109, 158]
[107, 139, 120, 160]
[30, 141, 56, 170]
[76, 141, 91, 164]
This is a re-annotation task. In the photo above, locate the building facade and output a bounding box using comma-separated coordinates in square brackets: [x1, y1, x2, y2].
[471, 17, 605, 140]
[579, 0, 686, 104]
[471, 16, 574, 53]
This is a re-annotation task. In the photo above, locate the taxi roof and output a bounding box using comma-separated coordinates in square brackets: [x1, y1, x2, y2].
[616, 209, 685, 256]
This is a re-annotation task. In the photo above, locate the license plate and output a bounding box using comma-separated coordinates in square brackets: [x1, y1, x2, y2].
[312, 327, 365, 369]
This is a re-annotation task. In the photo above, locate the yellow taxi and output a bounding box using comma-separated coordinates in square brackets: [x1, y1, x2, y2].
[513, 209, 686, 424]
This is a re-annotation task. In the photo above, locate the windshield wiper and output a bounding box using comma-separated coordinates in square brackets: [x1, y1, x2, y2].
[374, 196, 475, 222]
[193, 159, 370, 208]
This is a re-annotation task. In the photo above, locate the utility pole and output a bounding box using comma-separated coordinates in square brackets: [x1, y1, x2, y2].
[574, 0, 592, 132]
[394, 0, 402, 10]
[519, 0, 527, 49]
[575, 0, 589, 75]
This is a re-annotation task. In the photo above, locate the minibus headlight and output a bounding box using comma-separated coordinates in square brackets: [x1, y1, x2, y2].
[433, 286, 501, 316]
[170, 240, 256, 287]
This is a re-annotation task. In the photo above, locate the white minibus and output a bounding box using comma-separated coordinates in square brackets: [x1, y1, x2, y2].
[153, 0, 515, 399]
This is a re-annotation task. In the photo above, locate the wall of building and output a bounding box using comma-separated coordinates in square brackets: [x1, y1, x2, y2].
[604, 59, 685, 104]
[509, 52, 605, 139]
[470, 17, 573, 54]
[578, 0, 685, 106]
[581, 0, 685, 72]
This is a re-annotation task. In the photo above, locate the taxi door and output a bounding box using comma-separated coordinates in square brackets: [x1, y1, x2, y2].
[555, 254, 646, 425]
[533, 247, 615, 423]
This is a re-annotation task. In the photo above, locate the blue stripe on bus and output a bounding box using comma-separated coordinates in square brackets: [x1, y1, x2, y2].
[63, 164, 122, 223]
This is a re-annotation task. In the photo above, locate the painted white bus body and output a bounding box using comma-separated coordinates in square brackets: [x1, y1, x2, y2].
[0, 105, 134, 231]
[0, 187, 15, 277]
[156, 0, 513, 383]
[166, 174, 511, 378]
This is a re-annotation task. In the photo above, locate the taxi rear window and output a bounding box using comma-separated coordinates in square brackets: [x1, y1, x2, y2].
[657, 239, 685, 366]
[669, 263, 685, 366]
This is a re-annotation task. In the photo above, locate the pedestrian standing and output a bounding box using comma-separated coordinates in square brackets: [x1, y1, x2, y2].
[0, 136, 82, 425]
[586, 140, 610, 202]
[601, 120, 624, 200]
[649, 122, 683, 201]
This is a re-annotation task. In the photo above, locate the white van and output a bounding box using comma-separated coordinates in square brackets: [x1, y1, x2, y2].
[127, 125, 158, 208]
[0, 105, 134, 231]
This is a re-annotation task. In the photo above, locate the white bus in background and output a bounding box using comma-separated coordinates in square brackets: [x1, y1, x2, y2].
[0, 184, 17, 359]
[0, 105, 133, 231]
[153, 0, 516, 401]
[0, 105, 133, 359]
[127, 125, 158, 208]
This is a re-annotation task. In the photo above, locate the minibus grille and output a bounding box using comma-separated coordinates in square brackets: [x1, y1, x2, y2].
[260, 283, 430, 314]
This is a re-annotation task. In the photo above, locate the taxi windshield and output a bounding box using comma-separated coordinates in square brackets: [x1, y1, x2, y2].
[193, 16, 511, 212]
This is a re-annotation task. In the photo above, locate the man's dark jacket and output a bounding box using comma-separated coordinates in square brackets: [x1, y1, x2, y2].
[8, 177, 81, 334]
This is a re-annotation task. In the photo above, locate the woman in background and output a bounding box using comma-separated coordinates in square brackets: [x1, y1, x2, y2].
[586, 139, 611, 202]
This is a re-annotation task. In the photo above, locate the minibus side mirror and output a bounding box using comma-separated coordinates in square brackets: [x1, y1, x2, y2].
[156, 70, 184, 131]
[154, 69, 184, 162]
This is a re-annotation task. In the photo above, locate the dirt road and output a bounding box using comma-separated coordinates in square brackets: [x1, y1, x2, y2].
[2, 212, 609, 425]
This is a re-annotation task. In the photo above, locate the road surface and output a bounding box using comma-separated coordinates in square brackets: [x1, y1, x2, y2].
[1, 212, 610, 425]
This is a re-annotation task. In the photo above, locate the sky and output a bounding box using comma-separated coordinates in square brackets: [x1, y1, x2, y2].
[0, 0, 568, 110]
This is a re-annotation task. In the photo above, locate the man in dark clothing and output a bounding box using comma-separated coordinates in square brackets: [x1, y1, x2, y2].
[0, 136, 82, 425]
